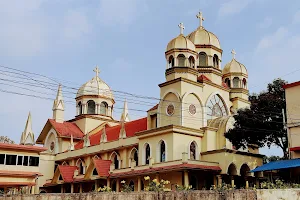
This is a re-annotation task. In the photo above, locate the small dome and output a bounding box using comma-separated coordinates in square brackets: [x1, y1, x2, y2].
[223, 58, 247, 75]
[166, 34, 196, 52]
[76, 76, 113, 99]
[187, 27, 221, 49]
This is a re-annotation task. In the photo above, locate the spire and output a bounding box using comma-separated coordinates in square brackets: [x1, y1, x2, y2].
[196, 11, 205, 28]
[100, 126, 107, 143]
[53, 84, 65, 123]
[231, 49, 236, 59]
[119, 120, 127, 139]
[178, 23, 185, 35]
[20, 112, 35, 145]
[120, 99, 130, 122]
[70, 134, 74, 151]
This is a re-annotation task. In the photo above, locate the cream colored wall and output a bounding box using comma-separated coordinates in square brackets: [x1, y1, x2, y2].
[195, 47, 222, 69]
[159, 92, 181, 127]
[290, 126, 300, 149]
[173, 133, 201, 160]
[166, 71, 198, 82]
[37, 154, 55, 191]
[74, 117, 104, 135]
[202, 130, 217, 152]
[286, 85, 300, 125]
[182, 93, 203, 129]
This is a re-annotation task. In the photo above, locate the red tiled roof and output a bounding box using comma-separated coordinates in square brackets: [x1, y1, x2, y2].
[0, 170, 42, 177]
[148, 104, 158, 112]
[75, 117, 147, 149]
[222, 82, 229, 88]
[290, 147, 300, 152]
[58, 165, 77, 183]
[0, 143, 46, 152]
[197, 75, 211, 82]
[283, 81, 300, 89]
[94, 159, 111, 177]
[49, 119, 84, 138]
[110, 163, 221, 178]
[0, 182, 35, 186]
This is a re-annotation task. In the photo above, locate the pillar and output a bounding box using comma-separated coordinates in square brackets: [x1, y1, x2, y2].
[217, 175, 222, 187]
[116, 179, 120, 192]
[137, 176, 141, 192]
[246, 180, 249, 189]
[107, 178, 111, 188]
[71, 183, 74, 193]
[31, 185, 35, 194]
[61, 185, 64, 193]
[256, 179, 260, 188]
[184, 170, 189, 187]
[95, 180, 98, 192]
[79, 184, 82, 193]
[213, 175, 217, 187]
[155, 173, 160, 182]
[231, 176, 235, 188]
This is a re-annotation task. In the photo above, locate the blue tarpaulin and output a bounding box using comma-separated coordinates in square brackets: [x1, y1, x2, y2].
[251, 158, 300, 172]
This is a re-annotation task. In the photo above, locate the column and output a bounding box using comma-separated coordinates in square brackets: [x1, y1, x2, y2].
[137, 176, 141, 192]
[95, 180, 98, 192]
[217, 175, 222, 187]
[184, 170, 189, 187]
[155, 173, 160, 182]
[213, 175, 217, 187]
[61, 185, 64, 193]
[107, 178, 111, 188]
[71, 183, 74, 193]
[31, 185, 35, 194]
[79, 184, 82, 193]
[256, 179, 260, 188]
[245, 179, 249, 189]
[116, 179, 120, 192]
[231, 176, 235, 188]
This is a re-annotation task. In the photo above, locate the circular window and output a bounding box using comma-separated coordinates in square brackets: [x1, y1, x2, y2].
[50, 142, 55, 152]
[166, 104, 175, 116]
[189, 104, 196, 115]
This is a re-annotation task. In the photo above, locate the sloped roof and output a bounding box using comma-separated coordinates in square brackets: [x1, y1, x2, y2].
[75, 117, 147, 149]
[0, 143, 46, 152]
[197, 74, 211, 82]
[148, 104, 159, 112]
[251, 158, 300, 172]
[0, 170, 42, 177]
[58, 165, 78, 183]
[49, 119, 84, 138]
[94, 159, 111, 177]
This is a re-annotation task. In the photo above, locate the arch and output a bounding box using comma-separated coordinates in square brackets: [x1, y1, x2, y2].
[76, 158, 86, 175]
[87, 100, 96, 114]
[240, 163, 251, 177]
[93, 155, 101, 160]
[161, 90, 181, 103]
[45, 130, 59, 154]
[188, 56, 195, 68]
[188, 141, 199, 160]
[168, 56, 175, 68]
[227, 163, 238, 176]
[129, 180, 135, 191]
[157, 140, 167, 162]
[177, 54, 186, 67]
[62, 161, 69, 165]
[233, 77, 240, 88]
[213, 54, 219, 68]
[100, 101, 108, 115]
[129, 147, 139, 167]
[242, 78, 247, 89]
[225, 78, 231, 88]
[199, 52, 208, 66]
[92, 168, 98, 176]
[205, 92, 228, 120]
[109, 151, 120, 169]
[77, 101, 83, 115]
[143, 143, 151, 165]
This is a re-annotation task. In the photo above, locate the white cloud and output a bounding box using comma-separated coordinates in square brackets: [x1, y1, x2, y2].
[256, 27, 288, 52]
[258, 17, 272, 29]
[97, 0, 147, 26]
[218, 0, 252, 17]
[63, 10, 92, 40]
[293, 10, 300, 24]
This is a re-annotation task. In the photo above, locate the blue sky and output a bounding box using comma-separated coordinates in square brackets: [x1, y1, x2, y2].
[1, 0, 300, 156]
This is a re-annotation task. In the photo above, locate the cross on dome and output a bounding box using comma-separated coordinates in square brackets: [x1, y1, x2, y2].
[93, 66, 100, 78]
[231, 49, 236, 59]
[196, 11, 205, 28]
[178, 23, 185, 35]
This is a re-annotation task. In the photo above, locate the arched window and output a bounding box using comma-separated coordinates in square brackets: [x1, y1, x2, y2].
[233, 77, 240, 88]
[168, 56, 174, 68]
[159, 141, 166, 162]
[134, 150, 138, 167]
[190, 142, 196, 160]
[92, 168, 98, 176]
[225, 78, 231, 88]
[87, 100, 96, 114]
[242, 78, 247, 89]
[100, 102, 108, 115]
[78, 102, 83, 115]
[76, 159, 85, 175]
[177, 54, 186, 66]
[113, 154, 119, 169]
[213, 54, 219, 68]
[199, 52, 207, 66]
[188, 56, 195, 68]
[145, 144, 150, 165]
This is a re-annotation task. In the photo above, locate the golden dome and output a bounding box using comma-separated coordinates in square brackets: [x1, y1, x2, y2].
[187, 27, 221, 49]
[223, 58, 247, 75]
[166, 34, 196, 52]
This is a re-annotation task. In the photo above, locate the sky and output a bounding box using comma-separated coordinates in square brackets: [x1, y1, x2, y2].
[0, 0, 300, 157]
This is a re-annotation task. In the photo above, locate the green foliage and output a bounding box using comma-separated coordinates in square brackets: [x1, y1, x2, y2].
[97, 186, 112, 192]
[263, 155, 283, 164]
[143, 176, 170, 192]
[175, 184, 193, 191]
[225, 78, 288, 158]
[210, 183, 236, 192]
[120, 180, 133, 192]
[260, 179, 300, 189]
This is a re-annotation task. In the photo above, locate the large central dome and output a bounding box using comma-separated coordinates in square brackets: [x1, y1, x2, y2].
[187, 27, 221, 49]
[76, 69, 113, 99]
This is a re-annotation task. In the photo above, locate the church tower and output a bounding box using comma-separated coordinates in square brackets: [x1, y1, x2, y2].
[52, 84, 64, 123]
[223, 50, 250, 113]
[20, 112, 35, 145]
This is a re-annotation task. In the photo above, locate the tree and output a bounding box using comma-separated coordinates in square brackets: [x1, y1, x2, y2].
[0, 136, 15, 144]
[225, 79, 288, 158]
[263, 155, 282, 164]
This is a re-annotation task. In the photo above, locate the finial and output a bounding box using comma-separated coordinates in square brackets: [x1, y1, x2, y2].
[231, 49, 236, 59]
[178, 23, 185, 35]
[196, 11, 205, 28]
[93, 66, 100, 78]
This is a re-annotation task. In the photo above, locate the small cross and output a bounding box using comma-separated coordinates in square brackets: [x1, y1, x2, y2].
[196, 11, 205, 27]
[178, 22, 185, 35]
[231, 49, 236, 59]
[93, 66, 100, 77]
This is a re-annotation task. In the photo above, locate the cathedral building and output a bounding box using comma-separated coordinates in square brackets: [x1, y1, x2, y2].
[3, 12, 264, 193]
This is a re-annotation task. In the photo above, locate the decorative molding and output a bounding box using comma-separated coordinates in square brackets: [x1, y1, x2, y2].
[195, 44, 223, 53]
[159, 77, 204, 88]
[165, 67, 199, 76]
